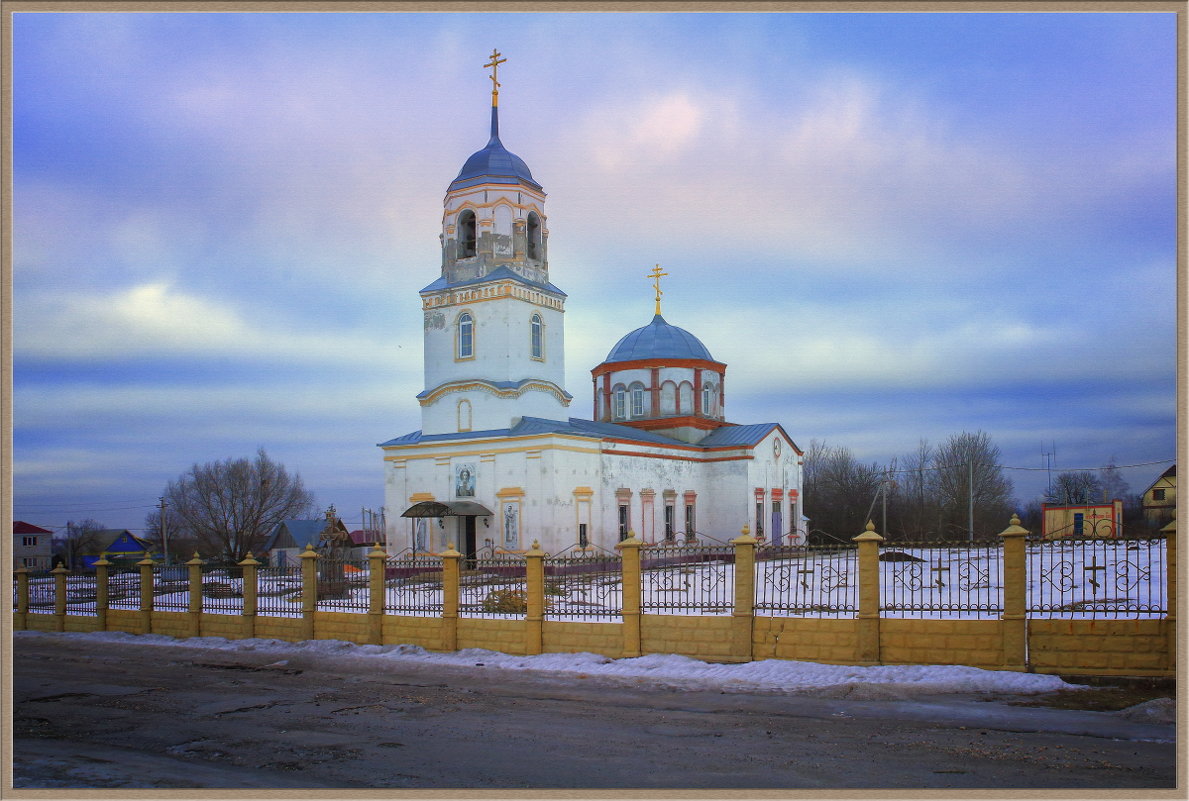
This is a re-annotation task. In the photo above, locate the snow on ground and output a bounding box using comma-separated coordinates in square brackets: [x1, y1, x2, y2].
[14, 630, 1081, 696]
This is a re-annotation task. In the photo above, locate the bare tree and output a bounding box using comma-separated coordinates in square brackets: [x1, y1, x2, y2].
[162, 448, 316, 563]
[887, 439, 936, 539]
[142, 506, 199, 562]
[1097, 458, 1131, 502]
[802, 439, 884, 542]
[54, 519, 109, 569]
[1045, 471, 1103, 505]
[933, 431, 1014, 539]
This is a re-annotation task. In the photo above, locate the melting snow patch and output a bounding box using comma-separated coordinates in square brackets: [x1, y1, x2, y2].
[16, 631, 1081, 695]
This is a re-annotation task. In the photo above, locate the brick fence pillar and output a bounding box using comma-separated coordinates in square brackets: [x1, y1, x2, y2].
[137, 552, 156, 635]
[1163, 511, 1176, 673]
[239, 553, 260, 640]
[616, 532, 643, 658]
[368, 544, 387, 646]
[14, 566, 29, 630]
[300, 544, 318, 641]
[999, 514, 1029, 671]
[852, 521, 884, 665]
[525, 540, 546, 656]
[94, 557, 110, 632]
[730, 526, 758, 663]
[186, 552, 204, 638]
[440, 544, 461, 652]
[52, 565, 68, 632]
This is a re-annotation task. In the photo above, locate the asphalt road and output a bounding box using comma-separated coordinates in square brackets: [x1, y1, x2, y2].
[8, 633, 1178, 790]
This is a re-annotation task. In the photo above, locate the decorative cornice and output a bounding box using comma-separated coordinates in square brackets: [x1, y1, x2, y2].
[419, 379, 573, 406]
[592, 357, 726, 377]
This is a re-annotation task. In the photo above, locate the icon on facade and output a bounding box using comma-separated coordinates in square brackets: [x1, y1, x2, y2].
[456, 464, 476, 497]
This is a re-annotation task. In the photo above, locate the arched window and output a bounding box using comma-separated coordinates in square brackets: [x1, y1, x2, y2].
[702, 384, 713, 416]
[530, 314, 543, 359]
[630, 382, 647, 418]
[457, 399, 472, 432]
[527, 212, 541, 260]
[613, 386, 627, 420]
[457, 312, 474, 359]
[458, 210, 477, 258]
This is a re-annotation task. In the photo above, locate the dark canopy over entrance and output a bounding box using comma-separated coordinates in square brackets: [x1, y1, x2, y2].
[400, 501, 452, 518]
[400, 501, 494, 518]
[399, 501, 494, 568]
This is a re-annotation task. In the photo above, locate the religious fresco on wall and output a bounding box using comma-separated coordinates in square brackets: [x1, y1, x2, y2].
[455, 464, 476, 498]
[504, 503, 519, 546]
[413, 518, 428, 552]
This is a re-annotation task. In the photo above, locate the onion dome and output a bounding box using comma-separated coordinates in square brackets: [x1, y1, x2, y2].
[604, 314, 716, 363]
[449, 106, 542, 192]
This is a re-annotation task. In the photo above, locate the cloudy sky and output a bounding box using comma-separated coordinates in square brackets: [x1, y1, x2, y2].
[11, 10, 1179, 535]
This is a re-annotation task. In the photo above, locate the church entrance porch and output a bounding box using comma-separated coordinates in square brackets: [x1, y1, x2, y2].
[400, 500, 492, 565]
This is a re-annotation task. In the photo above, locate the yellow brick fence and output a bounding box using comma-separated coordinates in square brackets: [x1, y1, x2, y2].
[12, 516, 1176, 677]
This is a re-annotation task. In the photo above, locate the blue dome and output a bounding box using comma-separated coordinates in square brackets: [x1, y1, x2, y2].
[449, 107, 541, 192]
[604, 315, 717, 363]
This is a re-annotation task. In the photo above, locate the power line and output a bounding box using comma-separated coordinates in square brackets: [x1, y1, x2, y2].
[878, 458, 1173, 475]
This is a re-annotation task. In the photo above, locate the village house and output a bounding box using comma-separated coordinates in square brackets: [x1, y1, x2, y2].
[12, 521, 54, 571]
[1142, 464, 1176, 530]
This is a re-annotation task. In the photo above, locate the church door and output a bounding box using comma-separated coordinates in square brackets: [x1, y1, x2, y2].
[771, 501, 783, 547]
[463, 517, 478, 569]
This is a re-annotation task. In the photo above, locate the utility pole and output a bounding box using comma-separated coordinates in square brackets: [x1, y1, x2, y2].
[968, 461, 975, 544]
[160, 497, 170, 566]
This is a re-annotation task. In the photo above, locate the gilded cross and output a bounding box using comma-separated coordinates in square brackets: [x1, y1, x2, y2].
[648, 264, 669, 316]
[485, 49, 507, 104]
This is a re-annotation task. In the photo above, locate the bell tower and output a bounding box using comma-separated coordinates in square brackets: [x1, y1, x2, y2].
[418, 50, 570, 436]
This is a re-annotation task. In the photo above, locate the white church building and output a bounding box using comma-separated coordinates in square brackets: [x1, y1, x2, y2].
[380, 53, 804, 559]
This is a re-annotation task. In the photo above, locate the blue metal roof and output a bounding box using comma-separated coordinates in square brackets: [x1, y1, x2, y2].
[698, 423, 781, 448]
[449, 107, 542, 192]
[420, 265, 566, 297]
[379, 417, 784, 450]
[603, 315, 718, 364]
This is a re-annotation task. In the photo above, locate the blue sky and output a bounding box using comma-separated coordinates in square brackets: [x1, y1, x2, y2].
[11, 11, 1179, 534]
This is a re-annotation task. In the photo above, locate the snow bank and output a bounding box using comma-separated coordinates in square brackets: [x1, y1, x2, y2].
[15, 630, 1080, 695]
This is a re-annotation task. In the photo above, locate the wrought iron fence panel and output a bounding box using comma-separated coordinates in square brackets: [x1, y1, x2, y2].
[1027, 534, 1166, 618]
[640, 543, 734, 615]
[25, 573, 57, 613]
[314, 557, 370, 613]
[543, 552, 623, 619]
[64, 572, 100, 615]
[879, 540, 1003, 618]
[755, 543, 858, 617]
[258, 564, 305, 616]
[151, 565, 190, 611]
[199, 563, 244, 615]
[460, 553, 528, 618]
[384, 551, 445, 616]
[107, 569, 142, 610]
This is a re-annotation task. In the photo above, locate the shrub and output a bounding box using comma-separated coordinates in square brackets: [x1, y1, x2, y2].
[481, 588, 528, 613]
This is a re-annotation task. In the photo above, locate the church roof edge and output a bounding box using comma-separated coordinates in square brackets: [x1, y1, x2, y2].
[420, 266, 566, 298]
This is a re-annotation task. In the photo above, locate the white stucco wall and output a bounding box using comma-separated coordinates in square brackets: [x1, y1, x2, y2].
[382, 427, 804, 555]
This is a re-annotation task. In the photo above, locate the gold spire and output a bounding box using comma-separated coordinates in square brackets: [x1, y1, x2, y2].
[485, 48, 507, 107]
[648, 264, 669, 316]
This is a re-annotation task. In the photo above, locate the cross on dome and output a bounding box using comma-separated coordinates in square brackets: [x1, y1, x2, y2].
[648, 264, 669, 316]
[485, 48, 507, 106]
